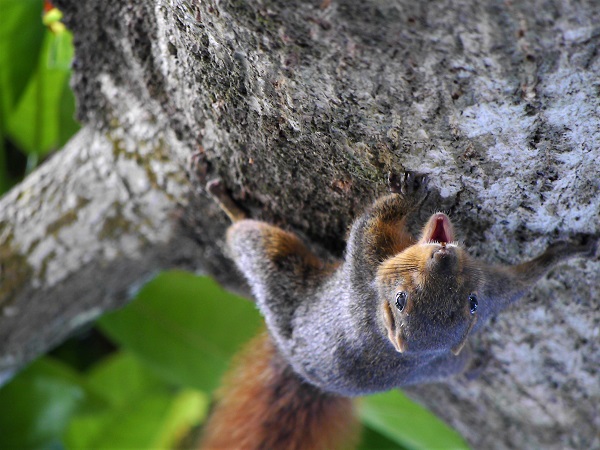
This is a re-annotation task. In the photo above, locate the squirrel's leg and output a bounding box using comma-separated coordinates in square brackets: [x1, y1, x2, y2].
[347, 172, 428, 276]
[204, 178, 326, 342]
[205, 177, 323, 277]
[508, 236, 597, 285]
[225, 219, 328, 351]
[206, 178, 247, 222]
[480, 236, 598, 320]
[207, 179, 327, 341]
[226, 219, 325, 283]
[204, 178, 326, 284]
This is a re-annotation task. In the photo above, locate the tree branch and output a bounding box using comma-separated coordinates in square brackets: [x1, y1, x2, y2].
[1, 0, 599, 447]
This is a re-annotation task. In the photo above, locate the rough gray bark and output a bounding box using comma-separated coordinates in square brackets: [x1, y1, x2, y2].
[1, 0, 599, 448]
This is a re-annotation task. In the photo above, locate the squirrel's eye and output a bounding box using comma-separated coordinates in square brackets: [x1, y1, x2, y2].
[469, 294, 478, 315]
[395, 292, 407, 312]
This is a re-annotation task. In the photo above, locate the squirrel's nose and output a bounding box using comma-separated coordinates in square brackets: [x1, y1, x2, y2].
[432, 247, 449, 259]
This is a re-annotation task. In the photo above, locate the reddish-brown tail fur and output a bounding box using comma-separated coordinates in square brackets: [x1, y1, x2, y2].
[200, 332, 359, 450]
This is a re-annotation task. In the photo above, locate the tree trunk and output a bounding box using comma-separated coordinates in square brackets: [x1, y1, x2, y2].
[1, 0, 599, 448]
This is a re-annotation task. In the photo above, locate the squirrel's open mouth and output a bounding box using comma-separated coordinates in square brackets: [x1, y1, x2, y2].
[420, 213, 455, 244]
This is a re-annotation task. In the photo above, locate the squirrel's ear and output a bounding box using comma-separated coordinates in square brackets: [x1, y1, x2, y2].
[451, 317, 477, 356]
[382, 301, 406, 353]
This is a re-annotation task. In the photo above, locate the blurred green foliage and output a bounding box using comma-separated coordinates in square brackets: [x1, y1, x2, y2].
[63, 352, 207, 450]
[0, 2, 470, 449]
[360, 391, 468, 450]
[0, 0, 79, 194]
[98, 272, 263, 393]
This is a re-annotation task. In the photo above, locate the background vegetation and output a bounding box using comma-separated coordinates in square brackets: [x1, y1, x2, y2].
[0, 1, 468, 448]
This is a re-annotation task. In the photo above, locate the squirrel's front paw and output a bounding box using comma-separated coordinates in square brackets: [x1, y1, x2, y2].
[388, 171, 428, 198]
[574, 234, 599, 258]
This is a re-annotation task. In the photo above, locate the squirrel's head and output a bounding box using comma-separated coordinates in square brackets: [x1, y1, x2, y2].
[376, 213, 484, 356]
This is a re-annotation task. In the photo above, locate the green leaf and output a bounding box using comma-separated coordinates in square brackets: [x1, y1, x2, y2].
[99, 272, 263, 391]
[357, 425, 408, 450]
[359, 390, 470, 450]
[85, 351, 167, 408]
[151, 388, 208, 449]
[5, 28, 77, 156]
[58, 76, 80, 147]
[0, 0, 45, 117]
[0, 358, 86, 450]
[65, 352, 208, 450]
[0, 0, 47, 190]
[66, 392, 174, 449]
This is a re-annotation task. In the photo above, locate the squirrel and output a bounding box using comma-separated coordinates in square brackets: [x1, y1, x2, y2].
[198, 172, 597, 450]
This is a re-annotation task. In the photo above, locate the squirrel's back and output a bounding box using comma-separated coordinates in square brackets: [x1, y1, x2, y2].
[200, 332, 359, 450]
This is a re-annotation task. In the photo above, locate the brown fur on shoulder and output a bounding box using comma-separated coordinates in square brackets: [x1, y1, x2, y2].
[200, 332, 359, 450]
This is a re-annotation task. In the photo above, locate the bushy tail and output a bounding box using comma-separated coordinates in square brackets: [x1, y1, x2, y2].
[200, 332, 359, 450]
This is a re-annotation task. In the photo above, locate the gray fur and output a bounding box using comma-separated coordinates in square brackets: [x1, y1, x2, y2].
[225, 186, 596, 397]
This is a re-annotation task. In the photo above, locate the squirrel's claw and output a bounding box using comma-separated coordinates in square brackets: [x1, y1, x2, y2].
[388, 171, 429, 196]
[207, 178, 248, 222]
